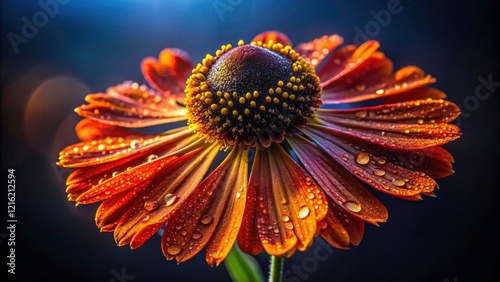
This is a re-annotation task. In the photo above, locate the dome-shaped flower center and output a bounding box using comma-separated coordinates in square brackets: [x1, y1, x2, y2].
[185, 40, 321, 147]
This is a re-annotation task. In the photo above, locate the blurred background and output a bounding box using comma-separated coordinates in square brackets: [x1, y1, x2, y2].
[1, 0, 498, 281]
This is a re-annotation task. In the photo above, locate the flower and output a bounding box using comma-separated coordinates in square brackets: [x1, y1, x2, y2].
[57, 30, 461, 265]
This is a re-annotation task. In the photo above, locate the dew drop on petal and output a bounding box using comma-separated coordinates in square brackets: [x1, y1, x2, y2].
[201, 214, 213, 225]
[97, 144, 105, 150]
[392, 179, 406, 187]
[307, 193, 315, 199]
[167, 244, 181, 255]
[147, 154, 158, 162]
[343, 200, 362, 213]
[192, 232, 202, 240]
[130, 140, 141, 149]
[282, 215, 290, 222]
[235, 192, 241, 199]
[373, 168, 386, 176]
[144, 200, 159, 211]
[285, 222, 294, 230]
[355, 84, 366, 91]
[355, 152, 370, 165]
[141, 215, 150, 221]
[112, 171, 119, 177]
[298, 206, 310, 219]
[164, 193, 178, 206]
[376, 89, 385, 95]
[355, 110, 367, 118]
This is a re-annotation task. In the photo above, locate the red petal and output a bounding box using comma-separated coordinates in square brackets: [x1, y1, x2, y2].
[113, 144, 219, 248]
[240, 144, 328, 257]
[287, 135, 388, 225]
[141, 48, 193, 101]
[58, 127, 194, 168]
[252, 30, 292, 47]
[314, 99, 461, 150]
[321, 65, 436, 104]
[75, 82, 187, 128]
[301, 126, 438, 198]
[382, 87, 447, 104]
[160, 147, 248, 265]
[75, 119, 133, 141]
[295, 34, 344, 68]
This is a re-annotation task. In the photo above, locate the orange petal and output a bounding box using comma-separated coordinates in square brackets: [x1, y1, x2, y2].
[58, 127, 193, 168]
[295, 34, 343, 68]
[113, 143, 219, 248]
[252, 30, 292, 47]
[75, 82, 187, 128]
[287, 135, 388, 225]
[314, 100, 461, 150]
[242, 144, 328, 257]
[321, 201, 365, 247]
[75, 119, 133, 141]
[141, 48, 193, 100]
[160, 147, 248, 265]
[321, 65, 436, 104]
[302, 126, 438, 198]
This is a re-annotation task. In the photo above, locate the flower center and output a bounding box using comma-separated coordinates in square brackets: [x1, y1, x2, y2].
[185, 40, 321, 147]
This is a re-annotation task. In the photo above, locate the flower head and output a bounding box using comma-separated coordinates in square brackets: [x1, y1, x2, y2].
[58, 30, 461, 266]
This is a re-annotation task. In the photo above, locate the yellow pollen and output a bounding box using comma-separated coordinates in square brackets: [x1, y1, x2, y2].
[260, 105, 266, 112]
[250, 101, 257, 107]
[276, 87, 282, 94]
[253, 91, 259, 98]
[265, 96, 272, 103]
[204, 91, 213, 98]
[228, 101, 234, 107]
[232, 92, 238, 98]
[268, 88, 274, 95]
[201, 84, 209, 91]
[239, 97, 246, 104]
[232, 110, 239, 116]
[238, 40, 244, 46]
[244, 108, 250, 115]
[282, 102, 288, 108]
[245, 92, 252, 99]
[292, 85, 298, 91]
[196, 73, 205, 80]
[211, 104, 219, 110]
[217, 91, 223, 97]
[273, 98, 280, 104]
[224, 92, 231, 99]
[282, 92, 289, 99]
[221, 108, 229, 115]
[278, 81, 284, 87]
[286, 82, 292, 88]
[204, 98, 212, 104]
[289, 94, 296, 100]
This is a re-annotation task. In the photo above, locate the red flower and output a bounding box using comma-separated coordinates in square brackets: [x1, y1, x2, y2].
[58, 30, 460, 265]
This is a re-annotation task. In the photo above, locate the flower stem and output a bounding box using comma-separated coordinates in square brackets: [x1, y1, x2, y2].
[268, 255, 284, 282]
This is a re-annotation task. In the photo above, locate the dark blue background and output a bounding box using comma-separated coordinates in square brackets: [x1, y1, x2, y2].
[1, 0, 498, 281]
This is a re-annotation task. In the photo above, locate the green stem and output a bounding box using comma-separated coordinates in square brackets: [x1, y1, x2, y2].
[268, 255, 284, 282]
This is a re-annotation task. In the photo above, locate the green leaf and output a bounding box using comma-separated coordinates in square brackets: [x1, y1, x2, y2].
[224, 244, 265, 282]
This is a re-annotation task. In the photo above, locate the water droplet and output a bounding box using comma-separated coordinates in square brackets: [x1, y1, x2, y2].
[141, 215, 150, 221]
[318, 221, 328, 230]
[164, 193, 178, 206]
[285, 222, 294, 230]
[112, 171, 119, 177]
[343, 200, 362, 213]
[144, 200, 159, 211]
[282, 215, 290, 222]
[192, 232, 202, 240]
[130, 140, 141, 149]
[201, 214, 213, 225]
[377, 159, 386, 165]
[98, 144, 105, 150]
[355, 84, 366, 91]
[392, 179, 406, 187]
[355, 152, 370, 165]
[373, 168, 386, 176]
[298, 206, 310, 219]
[235, 192, 241, 199]
[355, 110, 367, 118]
[307, 193, 315, 199]
[375, 89, 385, 95]
[167, 244, 181, 255]
[147, 154, 158, 161]
[181, 230, 187, 236]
